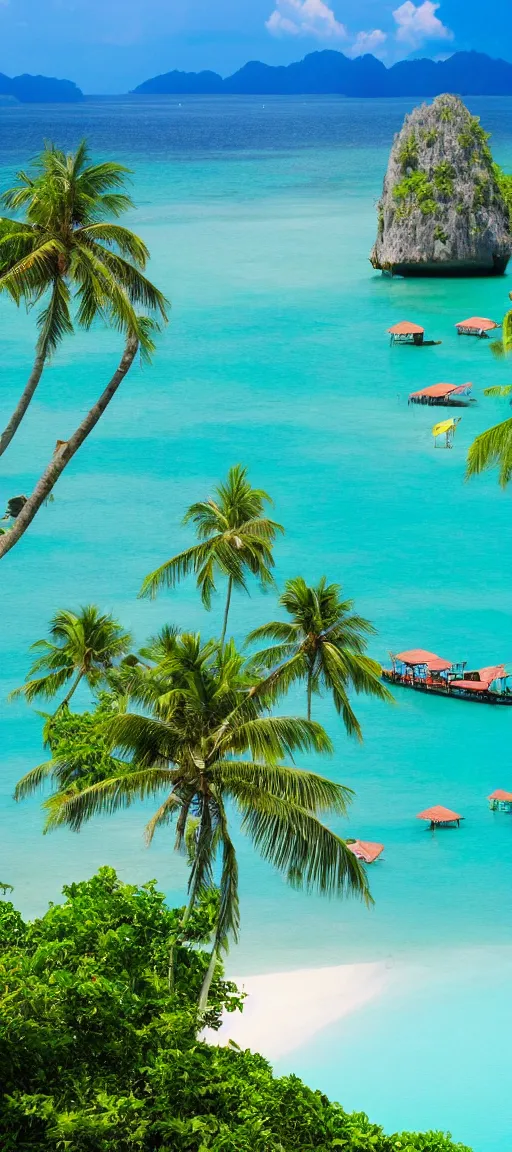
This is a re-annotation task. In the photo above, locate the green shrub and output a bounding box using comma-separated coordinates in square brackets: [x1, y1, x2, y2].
[0, 870, 473, 1152]
[439, 103, 454, 122]
[393, 171, 437, 215]
[433, 225, 448, 244]
[433, 161, 456, 198]
[421, 127, 439, 146]
[398, 132, 418, 170]
[472, 179, 488, 211]
[494, 163, 512, 223]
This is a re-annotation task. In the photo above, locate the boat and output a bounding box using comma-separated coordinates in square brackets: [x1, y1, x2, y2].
[387, 321, 441, 346]
[382, 649, 512, 704]
[409, 382, 474, 407]
[455, 316, 499, 337]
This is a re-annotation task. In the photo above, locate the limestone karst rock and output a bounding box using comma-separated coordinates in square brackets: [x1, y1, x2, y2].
[371, 94, 511, 277]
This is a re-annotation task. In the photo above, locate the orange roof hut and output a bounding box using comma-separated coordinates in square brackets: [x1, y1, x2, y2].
[408, 382, 473, 407]
[417, 805, 463, 828]
[388, 321, 425, 345]
[488, 789, 512, 812]
[455, 316, 499, 337]
[347, 840, 384, 864]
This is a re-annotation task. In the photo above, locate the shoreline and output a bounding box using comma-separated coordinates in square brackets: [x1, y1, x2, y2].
[204, 960, 388, 1060]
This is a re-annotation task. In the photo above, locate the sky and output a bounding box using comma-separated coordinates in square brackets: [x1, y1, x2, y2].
[0, 0, 510, 94]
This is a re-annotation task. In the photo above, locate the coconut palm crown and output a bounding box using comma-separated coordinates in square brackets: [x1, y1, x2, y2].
[10, 605, 132, 709]
[140, 465, 284, 644]
[15, 631, 369, 1010]
[247, 576, 392, 735]
[0, 140, 168, 456]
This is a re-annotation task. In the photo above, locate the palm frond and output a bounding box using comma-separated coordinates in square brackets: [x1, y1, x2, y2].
[237, 788, 370, 903]
[245, 621, 298, 645]
[466, 417, 512, 487]
[483, 385, 512, 398]
[139, 542, 212, 600]
[215, 759, 353, 815]
[43, 766, 176, 831]
[36, 276, 73, 356]
[13, 759, 56, 800]
[144, 791, 182, 844]
[231, 715, 333, 760]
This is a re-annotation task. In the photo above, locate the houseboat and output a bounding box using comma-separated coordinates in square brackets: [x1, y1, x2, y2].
[488, 790, 512, 812]
[388, 321, 441, 346]
[455, 316, 499, 338]
[409, 382, 474, 407]
[383, 649, 512, 704]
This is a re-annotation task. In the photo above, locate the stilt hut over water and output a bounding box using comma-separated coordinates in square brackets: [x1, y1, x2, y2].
[347, 840, 384, 864]
[388, 321, 425, 345]
[455, 316, 499, 338]
[409, 382, 473, 407]
[417, 805, 463, 829]
[488, 790, 512, 812]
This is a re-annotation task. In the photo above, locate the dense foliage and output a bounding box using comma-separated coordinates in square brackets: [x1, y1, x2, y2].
[0, 869, 472, 1151]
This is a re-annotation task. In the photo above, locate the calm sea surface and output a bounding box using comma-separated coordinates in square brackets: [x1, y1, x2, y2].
[1, 95, 512, 1149]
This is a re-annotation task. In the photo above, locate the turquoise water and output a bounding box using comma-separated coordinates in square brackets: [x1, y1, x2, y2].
[2, 96, 512, 1149]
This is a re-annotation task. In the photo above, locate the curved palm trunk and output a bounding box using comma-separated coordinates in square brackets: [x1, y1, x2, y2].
[168, 892, 195, 992]
[58, 666, 85, 710]
[0, 334, 139, 561]
[220, 576, 233, 649]
[0, 349, 47, 459]
[198, 944, 218, 1013]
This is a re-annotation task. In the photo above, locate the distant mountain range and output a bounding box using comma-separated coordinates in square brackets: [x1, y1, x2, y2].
[0, 73, 83, 103]
[2, 50, 512, 104]
[132, 50, 512, 98]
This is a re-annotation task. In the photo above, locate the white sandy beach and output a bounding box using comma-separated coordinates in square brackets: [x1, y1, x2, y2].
[204, 961, 388, 1060]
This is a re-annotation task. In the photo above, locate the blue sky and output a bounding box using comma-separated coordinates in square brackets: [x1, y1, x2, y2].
[0, 0, 509, 94]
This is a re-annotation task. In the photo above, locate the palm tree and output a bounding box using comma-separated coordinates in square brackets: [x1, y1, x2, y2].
[0, 141, 167, 557]
[15, 634, 369, 1011]
[0, 140, 167, 454]
[10, 605, 132, 709]
[247, 576, 392, 736]
[139, 465, 284, 645]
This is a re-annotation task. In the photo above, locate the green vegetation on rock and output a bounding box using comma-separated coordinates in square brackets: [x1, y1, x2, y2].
[433, 161, 456, 198]
[398, 132, 418, 170]
[494, 164, 512, 223]
[393, 170, 437, 216]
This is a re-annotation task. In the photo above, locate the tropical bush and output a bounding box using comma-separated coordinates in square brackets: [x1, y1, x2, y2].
[0, 869, 472, 1152]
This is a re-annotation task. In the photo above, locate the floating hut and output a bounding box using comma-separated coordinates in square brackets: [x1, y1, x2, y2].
[455, 316, 499, 338]
[417, 805, 463, 828]
[383, 650, 512, 704]
[488, 789, 512, 812]
[388, 321, 425, 346]
[409, 382, 473, 408]
[347, 840, 384, 864]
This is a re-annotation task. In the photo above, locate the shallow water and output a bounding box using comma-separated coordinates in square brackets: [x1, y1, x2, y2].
[1, 95, 512, 1149]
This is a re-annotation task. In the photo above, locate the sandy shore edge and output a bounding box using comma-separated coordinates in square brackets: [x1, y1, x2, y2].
[203, 960, 388, 1060]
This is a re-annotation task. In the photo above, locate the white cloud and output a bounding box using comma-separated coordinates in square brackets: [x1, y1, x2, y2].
[266, 0, 347, 40]
[348, 29, 387, 58]
[392, 1, 453, 48]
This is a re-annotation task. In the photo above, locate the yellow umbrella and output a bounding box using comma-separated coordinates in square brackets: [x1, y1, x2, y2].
[432, 418, 456, 438]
